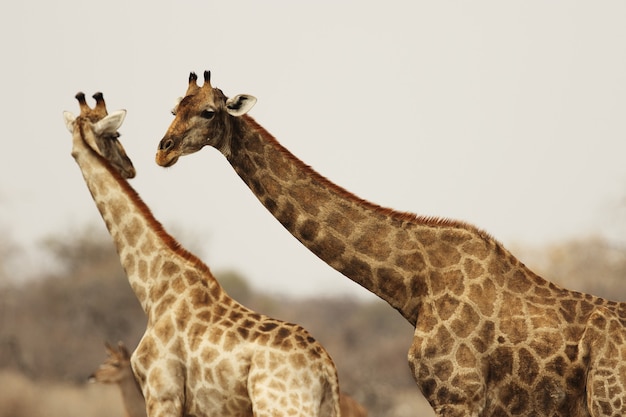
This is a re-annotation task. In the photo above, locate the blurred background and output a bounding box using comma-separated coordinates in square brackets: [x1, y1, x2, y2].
[2, 1, 626, 416]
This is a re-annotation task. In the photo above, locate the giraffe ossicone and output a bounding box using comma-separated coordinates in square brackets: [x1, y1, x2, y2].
[156, 70, 626, 417]
[64, 92, 135, 179]
[66, 92, 341, 417]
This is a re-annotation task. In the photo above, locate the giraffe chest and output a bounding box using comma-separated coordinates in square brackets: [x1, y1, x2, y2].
[408, 293, 611, 416]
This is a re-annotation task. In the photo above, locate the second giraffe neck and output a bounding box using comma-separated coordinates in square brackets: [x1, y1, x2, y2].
[226, 115, 509, 324]
[72, 127, 213, 315]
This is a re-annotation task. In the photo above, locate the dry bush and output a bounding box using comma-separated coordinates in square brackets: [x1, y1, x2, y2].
[0, 225, 436, 416]
[0, 227, 146, 381]
[515, 235, 626, 301]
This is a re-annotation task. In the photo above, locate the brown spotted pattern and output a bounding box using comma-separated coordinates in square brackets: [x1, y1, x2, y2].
[66, 93, 340, 417]
[155, 71, 626, 416]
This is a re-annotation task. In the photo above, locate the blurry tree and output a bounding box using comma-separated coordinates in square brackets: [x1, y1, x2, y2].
[0, 226, 18, 286]
[0, 223, 433, 416]
[519, 235, 626, 301]
[215, 269, 253, 304]
[0, 225, 146, 381]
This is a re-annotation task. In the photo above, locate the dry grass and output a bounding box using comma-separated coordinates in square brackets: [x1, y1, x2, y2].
[0, 368, 435, 417]
[0, 370, 123, 417]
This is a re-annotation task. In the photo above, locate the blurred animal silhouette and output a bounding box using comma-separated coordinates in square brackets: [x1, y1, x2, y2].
[89, 341, 146, 417]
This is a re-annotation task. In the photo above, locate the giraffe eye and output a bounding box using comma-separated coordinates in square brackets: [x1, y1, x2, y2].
[200, 110, 215, 119]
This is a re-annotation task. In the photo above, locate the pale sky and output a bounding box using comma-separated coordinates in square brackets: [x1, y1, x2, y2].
[2, 1, 626, 298]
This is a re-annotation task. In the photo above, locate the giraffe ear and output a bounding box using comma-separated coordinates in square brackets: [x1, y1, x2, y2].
[93, 110, 127, 136]
[63, 111, 76, 133]
[226, 94, 257, 117]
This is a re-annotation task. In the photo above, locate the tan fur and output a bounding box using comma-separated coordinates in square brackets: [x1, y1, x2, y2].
[155, 71, 626, 416]
[66, 92, 341, 417]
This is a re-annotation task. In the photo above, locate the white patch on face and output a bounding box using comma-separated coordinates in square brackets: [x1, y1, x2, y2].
[171, 97, 183, 115]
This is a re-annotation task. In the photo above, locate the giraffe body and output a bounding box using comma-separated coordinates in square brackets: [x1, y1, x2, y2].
[64, 93, 340, 417]
[90, 341, 147, 417]
[155, 71, 626, 416]
[92, 342, 367, 417]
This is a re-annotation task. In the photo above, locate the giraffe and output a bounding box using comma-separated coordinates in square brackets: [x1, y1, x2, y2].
[339, 393, 368, 417]
[63, 92, 341, 417]
[155, 70, 626, 416]
[89, 341, 147, 417]
[90, 340, 367, 417]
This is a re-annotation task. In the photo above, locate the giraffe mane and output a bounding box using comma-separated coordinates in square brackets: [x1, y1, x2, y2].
[241, 114, 498, 244]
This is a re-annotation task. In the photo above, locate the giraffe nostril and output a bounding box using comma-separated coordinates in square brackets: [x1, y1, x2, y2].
[160, 139, 174, 151]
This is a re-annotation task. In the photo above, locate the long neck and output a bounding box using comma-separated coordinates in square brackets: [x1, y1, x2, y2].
[226, 115, 509, 324]
[118, 373, 147, 417]
[71, 124, 209, 314]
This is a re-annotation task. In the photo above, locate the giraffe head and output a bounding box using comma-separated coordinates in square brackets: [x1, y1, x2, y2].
[64, 92, 136, 179]
[89, 341, 133, 384]
[155, 71, 257, 166]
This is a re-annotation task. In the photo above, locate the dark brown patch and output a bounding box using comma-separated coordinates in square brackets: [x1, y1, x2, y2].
[277, 201, 297, 231]
[546, 355, 567, 376]
[564, 343, 579, 362]
[162, 261, 180, 277]
[434, 294, 461, 321]
[187, 321, 208, 351]
[154, 294, 176, 317]
[171, 275, 187, 294]
[463, 258, 485, 280]
[450, 305, 480, 338]
[122, 216, 142, 247]
[472, 320, 495, 353]
[489, 346, 513, 382]
[274, 326, 291, 345]
[298, 219, 319, 242]
[190, 287, 209, 309]
[517, 348, 539, 385]
[530, 331, 564, 359]
[310, 233, 345, 264]
[394, 251, 427, 273]
[455, 343, 476, 368]
[290, 183, 324, 216]
[354, 231, 392, 261]
[237, 326, 250, 339]
[426, 242, 461, 268]
[469, 281, 497, 316]
[424, 326, 455, 357]
[175, 302, 191, 331]
[326, 210, 355, 237]
[433, 359, 454, 382]
[259, 322, 279, 332]
[460, 238, 492, 260]
[376, 267, 406, 300]
[343, 257, 373, 287]
[420, 377, 437, 398]
[156, 316, 175, 343]
[566, 365, 586, 391]
[137, 259, 148, 279]
[499, 382, 529, 415]
[505, 269, 533, 293]
[499, 316, 528, 345]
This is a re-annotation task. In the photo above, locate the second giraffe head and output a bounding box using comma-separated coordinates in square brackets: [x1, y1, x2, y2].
[156, 71, 256, 166]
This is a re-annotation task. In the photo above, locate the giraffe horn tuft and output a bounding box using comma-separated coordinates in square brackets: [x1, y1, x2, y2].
[92, 92, 108, 117]
[75, 92, 91, 114]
